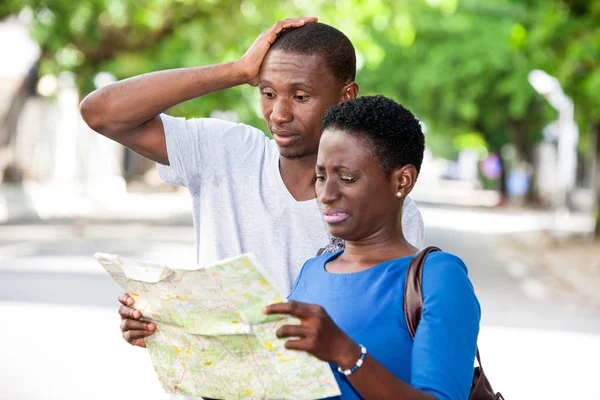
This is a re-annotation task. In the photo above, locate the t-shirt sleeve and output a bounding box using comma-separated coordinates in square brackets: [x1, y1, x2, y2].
[401, 196, 425, 249]
[155, 113, 267, 188]
[410, 252, 481, 400]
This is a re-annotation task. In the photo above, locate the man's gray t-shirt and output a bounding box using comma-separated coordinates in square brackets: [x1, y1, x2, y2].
[157, 114, 425, 294]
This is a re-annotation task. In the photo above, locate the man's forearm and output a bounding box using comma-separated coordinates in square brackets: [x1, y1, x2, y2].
[80, 62, 246, 138]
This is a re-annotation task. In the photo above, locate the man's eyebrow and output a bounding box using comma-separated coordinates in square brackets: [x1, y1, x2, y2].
[258, 80, 313, 90]
[315, 164, 325, 171]
[292, 82, 313, 90]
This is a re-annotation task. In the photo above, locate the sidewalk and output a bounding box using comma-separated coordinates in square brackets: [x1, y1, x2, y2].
[502, 232, 600, 309]
[0, 182, 192, 224]
[1, 179, 507, 223]
[3, 182, 599, 309]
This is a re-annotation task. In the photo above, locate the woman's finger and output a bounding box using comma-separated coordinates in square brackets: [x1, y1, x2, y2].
[118, 304, 142, 320]
[276, 324, 311, 339]
[263, 301, 313, 318]
[123, 328, 154, 344]
[120, 318, 154, 333]
[283, 338, 314, 353]
[118, 293, 134, 306]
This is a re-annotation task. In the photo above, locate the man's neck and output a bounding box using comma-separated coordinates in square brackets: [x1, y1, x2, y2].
[279, 154, 318, 201]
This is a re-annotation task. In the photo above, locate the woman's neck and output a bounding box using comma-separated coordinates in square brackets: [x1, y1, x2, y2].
[330, 232, 416, 273]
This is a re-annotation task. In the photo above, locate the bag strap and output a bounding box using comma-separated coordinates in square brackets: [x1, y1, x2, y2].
[404, 246, 485, 371]
[404, 246, 441, 339]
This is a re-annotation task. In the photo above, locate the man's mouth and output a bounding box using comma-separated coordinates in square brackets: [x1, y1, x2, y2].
[272, 131, 299, 146]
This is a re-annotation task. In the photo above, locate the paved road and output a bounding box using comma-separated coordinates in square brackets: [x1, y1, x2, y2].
[1, 205, 599, 399]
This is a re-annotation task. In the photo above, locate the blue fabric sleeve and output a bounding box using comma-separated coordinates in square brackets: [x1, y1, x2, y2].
[288, 253, 335, 300]
[410, 252, 481, 400]
[287, 258, 310, 300]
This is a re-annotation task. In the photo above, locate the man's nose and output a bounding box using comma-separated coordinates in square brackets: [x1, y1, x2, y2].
[271, 99, 293, 125]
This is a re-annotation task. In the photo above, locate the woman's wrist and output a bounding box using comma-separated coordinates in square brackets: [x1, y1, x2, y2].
[334, 340, 362, 370]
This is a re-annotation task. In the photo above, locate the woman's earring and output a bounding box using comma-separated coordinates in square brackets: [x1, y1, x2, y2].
[396, 191, 403, 198]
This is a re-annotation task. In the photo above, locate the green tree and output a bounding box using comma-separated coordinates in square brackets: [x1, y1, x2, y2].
[2, 0, 599, 234]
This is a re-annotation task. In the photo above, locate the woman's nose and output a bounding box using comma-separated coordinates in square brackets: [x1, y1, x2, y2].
[318, 179, 340, 204]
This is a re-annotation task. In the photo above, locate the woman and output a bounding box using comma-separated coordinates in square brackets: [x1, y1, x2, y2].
[264, 95, 480, 400]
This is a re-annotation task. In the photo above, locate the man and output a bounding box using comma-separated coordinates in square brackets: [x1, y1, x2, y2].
[80, 17, 424, 348]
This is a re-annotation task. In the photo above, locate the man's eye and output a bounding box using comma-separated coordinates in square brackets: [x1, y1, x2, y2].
[341, 175, 356, 183]
[263, 92, 275, 99]
[315, 174, 325, 181]
[296, 95, 310, 101]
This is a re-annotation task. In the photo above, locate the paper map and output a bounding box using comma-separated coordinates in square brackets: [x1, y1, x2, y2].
[95, 252, 340, 399]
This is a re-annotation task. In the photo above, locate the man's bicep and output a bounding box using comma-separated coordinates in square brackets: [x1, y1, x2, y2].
[118, 117, 169, 166]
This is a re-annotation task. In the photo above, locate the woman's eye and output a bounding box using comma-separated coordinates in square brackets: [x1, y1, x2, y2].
[315, 174, 325, 181]
[340, 175, 356, 183]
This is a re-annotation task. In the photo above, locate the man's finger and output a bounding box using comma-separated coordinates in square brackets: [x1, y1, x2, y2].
[300, 16, 318, 23]
[272, 16, 318, 34]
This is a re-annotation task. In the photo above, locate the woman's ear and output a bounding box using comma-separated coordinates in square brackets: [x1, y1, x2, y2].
[341, 82, 359, 101]
[392, 165, 418, 199]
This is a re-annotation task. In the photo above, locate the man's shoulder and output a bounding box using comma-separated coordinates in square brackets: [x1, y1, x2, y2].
[160, 114, 278, 163]
[402, 195, 419, 214]
[161, 114, 267, 137]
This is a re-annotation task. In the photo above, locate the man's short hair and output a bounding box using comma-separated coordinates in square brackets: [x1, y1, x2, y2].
[322, 95, 425, 177]
[271, 22, 356, 84]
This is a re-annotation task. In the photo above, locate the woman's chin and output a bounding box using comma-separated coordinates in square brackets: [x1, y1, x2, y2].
[326, 225, 351, 241]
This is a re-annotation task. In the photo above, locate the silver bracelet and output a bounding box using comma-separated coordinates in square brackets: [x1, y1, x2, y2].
[337, 344, 367, 376]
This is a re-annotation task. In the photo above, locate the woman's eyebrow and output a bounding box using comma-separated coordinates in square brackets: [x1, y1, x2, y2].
[316, 164, 355, 172]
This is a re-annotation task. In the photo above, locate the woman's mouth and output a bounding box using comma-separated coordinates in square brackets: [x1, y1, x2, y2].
[323, 210, 349, 224]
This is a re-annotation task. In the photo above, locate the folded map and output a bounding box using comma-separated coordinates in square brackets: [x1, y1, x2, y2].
[95, 252, 340, 400]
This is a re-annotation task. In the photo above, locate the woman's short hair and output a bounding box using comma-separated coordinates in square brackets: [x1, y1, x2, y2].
[322, 95, 425, 177]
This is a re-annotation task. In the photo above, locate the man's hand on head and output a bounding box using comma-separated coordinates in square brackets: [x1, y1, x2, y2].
[236, 16, 318, 86]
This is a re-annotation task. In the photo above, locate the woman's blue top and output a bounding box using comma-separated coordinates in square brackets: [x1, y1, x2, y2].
[288, 250, 480, 400]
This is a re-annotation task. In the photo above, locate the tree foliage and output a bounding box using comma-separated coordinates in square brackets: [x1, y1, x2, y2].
[1, 0, 598, 155]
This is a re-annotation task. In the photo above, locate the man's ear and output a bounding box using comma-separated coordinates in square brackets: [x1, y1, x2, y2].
[341, 81, 359, 101]
[391, 165, 418, 199]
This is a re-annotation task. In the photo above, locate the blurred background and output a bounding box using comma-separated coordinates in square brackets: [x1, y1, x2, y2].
[0, 0, 599, 399]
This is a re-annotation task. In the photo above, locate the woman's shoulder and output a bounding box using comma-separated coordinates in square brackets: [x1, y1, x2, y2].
[303, 250, 342, 271]
[288, 251, 340, 300]
[420, 250, 474, 294]
[422, 250, 468, 273]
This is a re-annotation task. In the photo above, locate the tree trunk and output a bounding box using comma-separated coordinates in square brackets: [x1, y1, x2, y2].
[507, 118, 536, 205]
[593, 122, 600, 238]
[0, 61, 39, 183]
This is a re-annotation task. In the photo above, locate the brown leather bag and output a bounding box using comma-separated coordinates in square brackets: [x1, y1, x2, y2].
[404, 246, 504, 400]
